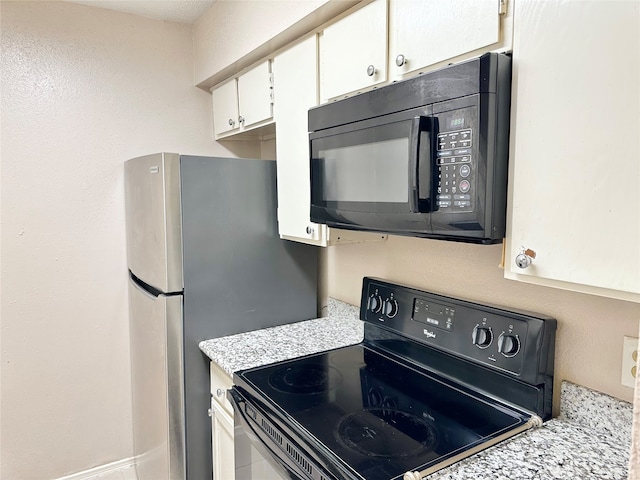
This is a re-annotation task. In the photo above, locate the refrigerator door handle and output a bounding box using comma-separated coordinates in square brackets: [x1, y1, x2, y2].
[129, 271, 163, 299]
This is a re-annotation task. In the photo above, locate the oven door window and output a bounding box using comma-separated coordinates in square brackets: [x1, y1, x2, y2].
[311, 120, 412, 213]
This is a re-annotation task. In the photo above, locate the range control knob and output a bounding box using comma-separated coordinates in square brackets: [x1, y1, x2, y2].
[368, 294, 383, 314]
[498, 333, 521, 357]
[472, 325, 493, 348]
[383, 298, 399, 318]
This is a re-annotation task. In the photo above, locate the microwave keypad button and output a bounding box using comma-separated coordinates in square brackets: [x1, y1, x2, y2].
[438, 130, 472, 151]
[437, 192, 453, 208]
[454, 194, 471, 200]
[454, 200, 471, 207]
[459, 165, 471, 177]
[459, 180, 471, 194]
[441, 155, 471, 165]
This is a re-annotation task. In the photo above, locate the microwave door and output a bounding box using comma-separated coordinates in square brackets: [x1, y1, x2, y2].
[309, 115, 434, 235]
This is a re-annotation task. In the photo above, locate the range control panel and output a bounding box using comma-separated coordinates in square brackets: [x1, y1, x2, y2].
[360, 277, 557, 383]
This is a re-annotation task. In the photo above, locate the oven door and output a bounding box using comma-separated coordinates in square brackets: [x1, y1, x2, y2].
[310, 109, 438, 236]
[229, 387, 355, 480]
[230, 389, 293, 480]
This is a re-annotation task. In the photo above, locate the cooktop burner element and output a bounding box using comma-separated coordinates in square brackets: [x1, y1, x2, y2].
[336, 408, 438, 458]
[230, 277, 557, 480]
[269, 364, 342, 394]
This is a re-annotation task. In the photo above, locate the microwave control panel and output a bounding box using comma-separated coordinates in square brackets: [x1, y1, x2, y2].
[435, 107, 477, 213]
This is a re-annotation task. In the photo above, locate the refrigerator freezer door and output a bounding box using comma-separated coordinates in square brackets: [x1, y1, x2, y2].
[125, 153, 183, 293]
[129, 276, 184, 480]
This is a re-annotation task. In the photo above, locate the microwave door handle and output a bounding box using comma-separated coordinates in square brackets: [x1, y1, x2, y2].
[409, 116, 438, 213]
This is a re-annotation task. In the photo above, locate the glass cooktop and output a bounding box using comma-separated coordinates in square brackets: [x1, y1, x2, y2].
[239, 344, 528, 480]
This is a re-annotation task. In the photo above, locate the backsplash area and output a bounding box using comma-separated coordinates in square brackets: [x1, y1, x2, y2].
[324, 234, 640, 404]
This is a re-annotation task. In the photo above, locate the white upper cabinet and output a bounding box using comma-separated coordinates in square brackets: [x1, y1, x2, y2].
[505, 0, 640, 302]
[273, 35, 328, 245]
[211, 60, 273, 139]
[319, 0, 388, 102]
[273, 35, 389, 247]
[319, 0, 512, 101]
[389, 0, 504, 80]
[237, 61, 273, 129]
[211, 78, 239, 136]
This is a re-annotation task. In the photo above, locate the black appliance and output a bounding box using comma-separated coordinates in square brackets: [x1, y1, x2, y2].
[309, 53, 512, 244]
[229, 277, 556, 480]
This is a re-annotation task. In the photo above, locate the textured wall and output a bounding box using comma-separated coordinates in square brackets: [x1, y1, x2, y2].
[326, 236, 640, 406]
[0, 2, 255, 478]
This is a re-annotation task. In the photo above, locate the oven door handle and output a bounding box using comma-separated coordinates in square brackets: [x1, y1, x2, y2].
[409, 115, 438, 213]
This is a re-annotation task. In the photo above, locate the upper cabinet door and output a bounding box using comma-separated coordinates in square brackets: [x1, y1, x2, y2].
[389, 0, 502, 80]
[211, 79, 239, 136]
[273, 35, 327, 245]
[320, 0, 388, 102]
[211, 61, 273, 138]
[505, 0, 640, 302]
[237, 60, 273, 129]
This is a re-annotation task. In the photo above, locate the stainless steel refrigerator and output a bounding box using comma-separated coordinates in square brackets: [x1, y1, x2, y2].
[124, 153, 318, 480]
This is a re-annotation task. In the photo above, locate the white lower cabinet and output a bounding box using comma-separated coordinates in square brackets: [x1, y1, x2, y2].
[505, 0, 640, 302]
[209, 362, 234, 480]
[211, 398, 235, 480]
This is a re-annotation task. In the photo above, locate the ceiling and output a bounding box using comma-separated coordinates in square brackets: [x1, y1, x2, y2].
[62, 0, 216, 24]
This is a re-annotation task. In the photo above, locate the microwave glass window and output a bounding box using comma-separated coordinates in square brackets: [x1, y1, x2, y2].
[318, 138, 409, 203]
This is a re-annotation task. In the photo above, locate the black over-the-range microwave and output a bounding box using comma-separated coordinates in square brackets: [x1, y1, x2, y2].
[309, 52, 512, 244]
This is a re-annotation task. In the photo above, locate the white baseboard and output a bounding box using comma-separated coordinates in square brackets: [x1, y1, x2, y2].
[55, 458, 136, 480]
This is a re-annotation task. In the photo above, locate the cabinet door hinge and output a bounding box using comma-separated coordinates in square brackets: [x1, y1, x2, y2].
[499, 0, 508, 15]
[269, 72, 274, 104]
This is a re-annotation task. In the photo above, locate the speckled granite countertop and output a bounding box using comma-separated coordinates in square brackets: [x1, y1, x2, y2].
[199, 298, 363, 376]
[199, 299, 633, 479]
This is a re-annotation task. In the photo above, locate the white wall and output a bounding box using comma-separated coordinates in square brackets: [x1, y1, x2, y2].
[0, 2, 256, 478]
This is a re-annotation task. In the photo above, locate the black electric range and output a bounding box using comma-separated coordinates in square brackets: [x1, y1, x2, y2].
[229, 278, 556, 480]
